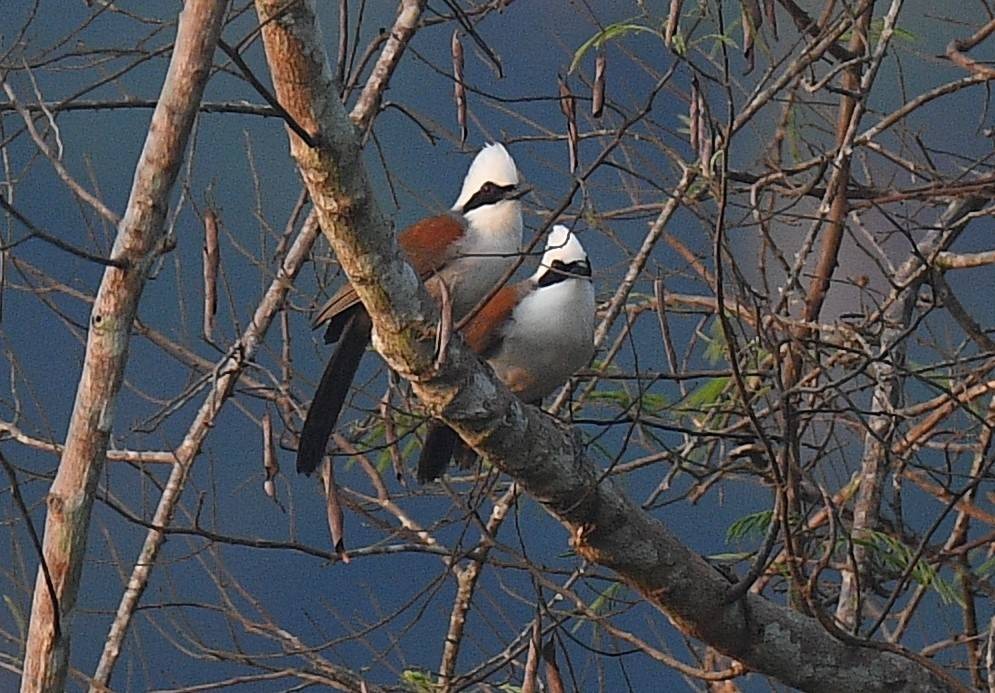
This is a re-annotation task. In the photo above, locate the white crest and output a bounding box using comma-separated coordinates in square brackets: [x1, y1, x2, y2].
[452, 143, 520, 211]
[534, 225, 588, 278]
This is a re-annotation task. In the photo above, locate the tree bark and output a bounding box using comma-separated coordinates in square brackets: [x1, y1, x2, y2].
[19, 3, 225, 691]
[254, 0, 965, 689]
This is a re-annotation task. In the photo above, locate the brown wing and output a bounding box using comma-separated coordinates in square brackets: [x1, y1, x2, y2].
[398, 213, 465, 275]
[312, 214, 466, 329]
[311, 282, 361, 330]
[462, 283, 525, 358]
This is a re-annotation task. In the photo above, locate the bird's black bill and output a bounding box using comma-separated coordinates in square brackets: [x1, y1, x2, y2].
[505, 185, 532, 201]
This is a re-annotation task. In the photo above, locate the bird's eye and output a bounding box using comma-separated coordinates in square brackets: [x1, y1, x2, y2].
[480, 182, 496, 194]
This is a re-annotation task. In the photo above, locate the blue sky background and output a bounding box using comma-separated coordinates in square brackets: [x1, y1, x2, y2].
[2, 1, 995, 690]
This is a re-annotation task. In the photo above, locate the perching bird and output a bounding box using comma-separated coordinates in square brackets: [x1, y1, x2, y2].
[297, 143, 525, 475]
[417, 224, 595, 483]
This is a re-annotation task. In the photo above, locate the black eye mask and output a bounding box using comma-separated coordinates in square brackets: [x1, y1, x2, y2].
[536, 258, 592, 288]
[462, 181, 517, 214]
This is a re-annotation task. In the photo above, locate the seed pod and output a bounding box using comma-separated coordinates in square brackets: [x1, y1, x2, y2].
[689, 78, 700, 153]
[320, 457, 350, 563]
[202, 208, 219, 340]
[543, 638, 565, 693]
[592, 51, 606, 118]
[559, 78, 578, 173]
[262, 409, 278, 500]
[452, 30, 467, 146]
[691, 76, 712, 172]
[665, 0, 684, 48]
[741, 0, 762, 74]
[764, 0, 778, 40]
[522, 619, 541, 693]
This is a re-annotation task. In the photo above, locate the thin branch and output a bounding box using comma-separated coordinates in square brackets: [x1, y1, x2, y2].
[21, 3, 226, 690]
[0, 194, 126, 269]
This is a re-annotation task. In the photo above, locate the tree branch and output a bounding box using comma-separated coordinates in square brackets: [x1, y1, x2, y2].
[20, 3, 226, 691]
[89, 0, 433, 685]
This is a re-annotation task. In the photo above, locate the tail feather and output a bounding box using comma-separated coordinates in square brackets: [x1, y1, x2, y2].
[297, 307, 373, 474]
[453, 441, 477, 470]
[322, 309, 353, 345]
[417, 422, 461, 483]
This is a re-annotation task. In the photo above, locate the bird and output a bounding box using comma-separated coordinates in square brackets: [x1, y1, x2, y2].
[297, 143, 525, 475]
[417, 224, 596, 483]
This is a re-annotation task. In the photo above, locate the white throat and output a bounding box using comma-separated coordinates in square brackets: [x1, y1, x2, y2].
[463, 199, 523, 245]
[428, 199, 523, 321]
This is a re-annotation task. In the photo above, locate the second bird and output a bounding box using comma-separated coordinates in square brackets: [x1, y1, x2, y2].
[418, 225, 596, 483]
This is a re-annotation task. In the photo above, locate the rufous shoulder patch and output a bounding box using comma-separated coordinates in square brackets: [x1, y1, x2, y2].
[462, 283, 524, 357]
[398, 213, 465, 276]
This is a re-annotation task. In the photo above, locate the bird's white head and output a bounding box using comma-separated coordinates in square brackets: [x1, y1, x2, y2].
[534, 225, 592, 285]
[452, 143, 520, 210]
[451, 144, 525, 242]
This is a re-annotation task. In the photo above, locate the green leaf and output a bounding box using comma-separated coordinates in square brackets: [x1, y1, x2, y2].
[401, 669, 435, 692]
[570, 21, 658, 73]
[726, 510, 773, 543]
[671, 30, 687, 57]
[589, 581, 624, 615]
[572, 582, 625, 633]
[841, 18, 916, 44]
[858, 531, 964, 607]
[930, 574, 962, 607]
[703, 324, 727, 363]
[3, 595, 25, 645]
[678, 376, 729, 413]
[588, 388, 669, 415]
[975, 554, 995, 580]
[707, 551, 753, 562]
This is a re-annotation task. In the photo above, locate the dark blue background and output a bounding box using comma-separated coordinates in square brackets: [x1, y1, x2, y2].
[2, 1, 993, 690]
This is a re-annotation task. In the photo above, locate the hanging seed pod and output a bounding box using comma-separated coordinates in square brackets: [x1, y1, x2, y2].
[320, 457, 350, 563]
[592, 50, 606, 118]
[452, 29, 468, 146]
[764, 0, 778, 40]
[700, 118, 713, 171]
[262, 409, 278, 500]
[379, 383, 405, 483]
[691, 76, 712, 173]
[741, 0, 762, 74]
[689, 77, 701, 154]
[542, 639, 565, 693]
[665, 0, 684, 49]
[522, 619, 541, 693]
[559, 77, 578, 173]
[202, 208, 219, 341]
[0, 247, 6, 323]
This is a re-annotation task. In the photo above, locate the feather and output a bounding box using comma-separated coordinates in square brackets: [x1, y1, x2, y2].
[297, 307, 372, 474]
[417, 422, 461, 483]
[311, 214, 467, 341]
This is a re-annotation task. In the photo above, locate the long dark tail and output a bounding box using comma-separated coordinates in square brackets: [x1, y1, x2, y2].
[417, 422, 461, 484]
[297, 307, 373, 474]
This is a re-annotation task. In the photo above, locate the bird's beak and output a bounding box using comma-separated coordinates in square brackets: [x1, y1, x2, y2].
[506, 185, 532, 201]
